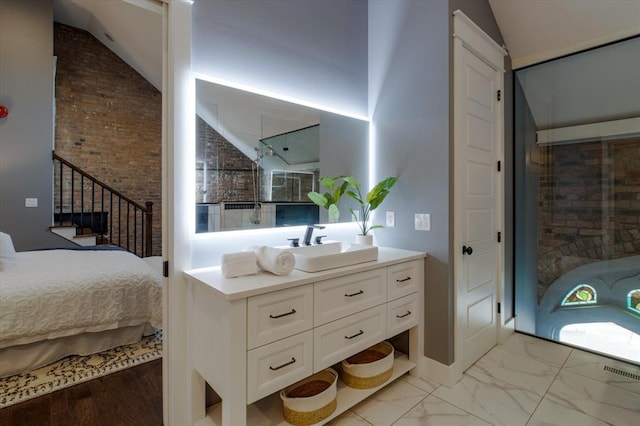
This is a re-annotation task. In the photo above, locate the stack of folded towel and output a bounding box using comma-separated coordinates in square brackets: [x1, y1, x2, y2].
[221, 252, 259, 278]
[221, 246, 296, 278]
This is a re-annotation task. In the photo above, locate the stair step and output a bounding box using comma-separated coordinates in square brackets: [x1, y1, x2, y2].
[50, 226, 97, 247]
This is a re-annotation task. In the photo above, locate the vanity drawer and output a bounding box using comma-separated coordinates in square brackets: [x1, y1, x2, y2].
[313, 304, 386, 372]
[247, 285, 314, 349]
[314, 269, 386, 325]
[387, 292, 419, 337]
[387, 260, 421, 301]
[247, 330, 313, 404]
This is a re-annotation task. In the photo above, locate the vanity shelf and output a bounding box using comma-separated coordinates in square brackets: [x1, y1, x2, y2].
[197, 352, 415, 426]
[185, 246, 426, 426]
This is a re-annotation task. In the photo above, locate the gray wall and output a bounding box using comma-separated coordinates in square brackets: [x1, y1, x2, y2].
[368, 0, 453, 364]
[0, 0, 72, 251]
[369, 0, 510, 365]
[192, 0, 368, 118]
[190, 0, 371, 267]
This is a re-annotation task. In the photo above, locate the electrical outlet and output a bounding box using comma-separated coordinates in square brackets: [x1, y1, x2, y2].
[386, 211, 395, 228]
[414, 213, 431, 231]
[25, 198, 38, 208]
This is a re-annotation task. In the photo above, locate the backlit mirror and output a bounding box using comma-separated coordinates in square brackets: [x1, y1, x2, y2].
[195, 79, 369, 233]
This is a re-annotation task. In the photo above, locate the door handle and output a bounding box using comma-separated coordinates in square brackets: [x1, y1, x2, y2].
[462, 245, 473, 255]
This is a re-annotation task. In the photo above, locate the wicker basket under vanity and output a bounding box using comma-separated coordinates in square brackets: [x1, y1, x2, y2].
[341, 341, 394, 389]
[280, 368, 338, 425]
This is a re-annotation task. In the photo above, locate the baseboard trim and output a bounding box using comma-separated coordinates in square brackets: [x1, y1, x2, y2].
[420, 356, 462, 388]
[499, 317, 515, 344]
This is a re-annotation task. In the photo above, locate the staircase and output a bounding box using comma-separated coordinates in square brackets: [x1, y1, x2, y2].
[52, 152, 153, 257]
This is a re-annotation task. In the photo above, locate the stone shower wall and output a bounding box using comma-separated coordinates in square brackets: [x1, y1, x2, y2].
[53, 23, 162, 255]
[195, 115, 256, 203]
[537, 138, 640, 299]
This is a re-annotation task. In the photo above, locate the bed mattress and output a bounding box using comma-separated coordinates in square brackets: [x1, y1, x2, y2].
[0, 250, 162, 349]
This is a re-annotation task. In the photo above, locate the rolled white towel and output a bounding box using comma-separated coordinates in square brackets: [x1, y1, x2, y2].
[221, 251, 258, 278]
[254, 246, 295, 276]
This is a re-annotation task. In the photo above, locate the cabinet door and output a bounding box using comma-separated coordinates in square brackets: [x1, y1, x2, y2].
[387, 260, 421, 301]
[313, 304, 386, 372]
[247, 330, 313, 404]
[314, 269, 386, 325]
[247, 285, 314, 349]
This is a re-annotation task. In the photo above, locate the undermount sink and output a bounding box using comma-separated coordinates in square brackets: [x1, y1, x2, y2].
[284, 241, 378, 272]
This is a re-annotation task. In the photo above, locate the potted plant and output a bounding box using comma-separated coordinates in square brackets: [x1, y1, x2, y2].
[343, 176, 397, 244]
[308, 175, 397, 244]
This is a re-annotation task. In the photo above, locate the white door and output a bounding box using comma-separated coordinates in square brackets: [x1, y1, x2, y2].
[453, 11, 505, 373]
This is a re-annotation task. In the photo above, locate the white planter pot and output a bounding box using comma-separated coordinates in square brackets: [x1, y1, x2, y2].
[355, 234, 373, 245]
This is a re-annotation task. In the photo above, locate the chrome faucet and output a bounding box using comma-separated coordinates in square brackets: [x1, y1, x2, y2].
[303, 225, 325, 246]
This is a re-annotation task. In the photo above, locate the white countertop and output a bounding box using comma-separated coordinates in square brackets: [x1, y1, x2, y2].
[184, 246, 426, 301]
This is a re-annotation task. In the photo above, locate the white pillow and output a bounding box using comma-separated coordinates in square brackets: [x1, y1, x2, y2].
[0, 232, 17, 271]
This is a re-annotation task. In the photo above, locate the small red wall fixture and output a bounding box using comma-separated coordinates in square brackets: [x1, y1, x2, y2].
[0, 104, 8, 118]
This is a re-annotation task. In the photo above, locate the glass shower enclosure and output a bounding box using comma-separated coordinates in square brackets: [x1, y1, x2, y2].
[514, 37, 640, 364]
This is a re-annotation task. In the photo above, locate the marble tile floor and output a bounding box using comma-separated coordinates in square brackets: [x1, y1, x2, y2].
[327, 333, 640, 426]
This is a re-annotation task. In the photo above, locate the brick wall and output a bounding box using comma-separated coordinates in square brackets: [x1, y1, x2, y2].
[195, 115, 257, 203]
[53, 23, 162, 256]
[537, 138, 640, 299]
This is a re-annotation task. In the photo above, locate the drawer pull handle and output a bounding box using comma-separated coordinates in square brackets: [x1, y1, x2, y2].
[396, 276, 412, 283]
[269, 309, 296, 319]
[269, 357, 296, 371]
[345, 329, 364, 340]
[396, 311, 412, 318]
[345, 290, 364, 297]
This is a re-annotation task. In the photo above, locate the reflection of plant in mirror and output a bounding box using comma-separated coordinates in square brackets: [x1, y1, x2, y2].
[307, 176, 349, 222]
[308, 175, 397, 235]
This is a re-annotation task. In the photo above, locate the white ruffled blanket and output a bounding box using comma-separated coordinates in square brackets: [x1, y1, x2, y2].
[0, 250, 162, 349]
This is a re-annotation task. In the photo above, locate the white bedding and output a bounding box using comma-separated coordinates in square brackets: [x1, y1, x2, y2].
[0, 249, 162, 349]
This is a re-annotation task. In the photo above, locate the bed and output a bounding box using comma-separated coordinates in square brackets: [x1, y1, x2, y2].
[0, 245, 162, 378]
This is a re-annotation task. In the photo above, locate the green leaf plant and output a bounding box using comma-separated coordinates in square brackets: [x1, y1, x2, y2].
[308, 175, 397, 236]
[344, 176, 397, 235]
[307, 176, 349, 222]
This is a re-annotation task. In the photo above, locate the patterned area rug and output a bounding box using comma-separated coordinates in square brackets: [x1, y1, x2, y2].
[0, 331, 162, 408]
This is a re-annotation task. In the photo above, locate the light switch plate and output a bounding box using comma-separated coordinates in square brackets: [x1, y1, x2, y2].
[414, 213, 431, 231]
[386, 211, 395, 228]
[25, 198, 38, 208]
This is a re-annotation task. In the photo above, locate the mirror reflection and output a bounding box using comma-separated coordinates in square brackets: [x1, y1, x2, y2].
[195, 79, 368, 233]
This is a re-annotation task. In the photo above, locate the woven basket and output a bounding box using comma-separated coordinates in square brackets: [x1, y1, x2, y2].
[280, 368, 338, 425]
[341, 341, 394, 389]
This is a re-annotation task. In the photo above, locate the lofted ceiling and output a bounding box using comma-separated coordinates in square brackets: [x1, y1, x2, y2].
[53, 0, 639, 132]
[489, 0, 640, 70]
[53, 0, 163, 90]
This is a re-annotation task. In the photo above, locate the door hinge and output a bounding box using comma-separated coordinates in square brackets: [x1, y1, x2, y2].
[497, 160, 501, 172]
[163, 260, 169, 278]
[497, 89, 501, 101]
[497, 231, 502, 243]
[497, 302, 501, 314]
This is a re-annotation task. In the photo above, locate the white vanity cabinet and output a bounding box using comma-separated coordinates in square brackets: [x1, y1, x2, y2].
[185, 247, 425, 426]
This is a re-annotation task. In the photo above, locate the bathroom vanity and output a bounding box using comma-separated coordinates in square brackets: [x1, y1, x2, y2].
[185, 246, 425, 425]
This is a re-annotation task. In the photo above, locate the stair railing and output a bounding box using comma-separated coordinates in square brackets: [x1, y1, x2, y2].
[52, 152, 153, 257]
